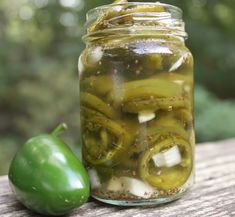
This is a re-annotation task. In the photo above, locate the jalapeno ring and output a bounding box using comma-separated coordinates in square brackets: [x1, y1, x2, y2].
[139, 136, 192, 190]
[81, 107, 131, 165]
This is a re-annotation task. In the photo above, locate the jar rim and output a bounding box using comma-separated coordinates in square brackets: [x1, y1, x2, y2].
[84, 2, 187, 41]
[87, 2, 183, 20]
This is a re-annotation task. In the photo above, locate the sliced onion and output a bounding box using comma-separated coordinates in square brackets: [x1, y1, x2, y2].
[169, 53, 188, 72]
[88, 169, 101, 189]
[106, 177, 123, 192]
[106, 176, 157, 198]
[151, 152, 166, 167]
[120, 177, 157, 198]
[88, 46, 103, 65]
[152, 145, 182, 168]
[173, 80, 184, 85]
[184, 84, 191, 93]
[138, 110, 156, 123]
[153, 46, 172, 54]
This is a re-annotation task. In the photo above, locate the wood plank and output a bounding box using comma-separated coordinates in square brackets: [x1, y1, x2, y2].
[1, 139, 235, 217]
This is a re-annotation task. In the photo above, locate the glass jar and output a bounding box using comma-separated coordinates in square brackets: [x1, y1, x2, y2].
[79, 1, 194, 206]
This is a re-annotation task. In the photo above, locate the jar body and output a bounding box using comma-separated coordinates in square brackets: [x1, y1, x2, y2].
[79, 6, 194, 205]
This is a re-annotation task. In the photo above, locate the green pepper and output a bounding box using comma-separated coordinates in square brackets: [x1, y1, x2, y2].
[144, 53, 163, 71]
[139, 136, 192, 190]
[81, 107, 132, 165]
[150, 111, 190, 128]
[147, 111, 190, 142]
[8, 124, 90, 216]
[81, 92, 119, 119]
[122, 95, 188, 113]
[146, 128, 189, 147]
[107, 78, 188, 113]
[119, 114, 189, 170]
[94, 166, 114, 182]
[174, 109, 193, 127]
[81, 75, 114, 95]
[111, 78, 183, 101]
[152, 73, 193, 86]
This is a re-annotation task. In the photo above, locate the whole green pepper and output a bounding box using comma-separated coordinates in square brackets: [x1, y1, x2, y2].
[8, 124, 90, 216]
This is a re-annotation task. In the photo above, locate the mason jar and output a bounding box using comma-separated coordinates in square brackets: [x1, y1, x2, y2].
[79, 2, 194, 206]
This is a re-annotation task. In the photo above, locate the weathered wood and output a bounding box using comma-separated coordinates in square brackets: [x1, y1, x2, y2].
[1, 139, 235, 217]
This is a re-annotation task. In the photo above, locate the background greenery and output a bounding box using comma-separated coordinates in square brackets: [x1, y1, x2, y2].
[0, 0, 235, 175]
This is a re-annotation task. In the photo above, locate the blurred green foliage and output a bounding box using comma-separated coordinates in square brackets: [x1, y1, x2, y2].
[0, 0, 235, 175]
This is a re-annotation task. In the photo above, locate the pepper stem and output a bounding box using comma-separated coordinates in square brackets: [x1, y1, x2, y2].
[52, 123, 68, 137]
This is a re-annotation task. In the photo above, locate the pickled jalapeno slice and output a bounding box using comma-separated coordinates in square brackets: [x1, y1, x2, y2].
[122, 96, 188, 113]
[81, 76, 114, 95]
[151, 111, 191, 130]
[81, 92, 118, 119]
[93, 166, 114, 183]
[108, 78, 185, 113]
[146, 125, 189, 145]
[174, 109, 193, 128]
[110, 78, 183, 101]
[139, 136, 192, 190]
[81, 107, 131, 165]
[113, 117, 143, 169]
[152, 73, 193, 86]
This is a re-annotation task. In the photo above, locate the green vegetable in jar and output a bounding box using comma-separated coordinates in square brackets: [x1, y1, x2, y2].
[139, 136, 192, 190]
[8, 123, 90, 216]
[81, 107, 132, 165]
[81, 92, 119, 119]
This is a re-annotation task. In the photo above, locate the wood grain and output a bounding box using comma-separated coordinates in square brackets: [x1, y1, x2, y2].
[1, 139, 235, 217]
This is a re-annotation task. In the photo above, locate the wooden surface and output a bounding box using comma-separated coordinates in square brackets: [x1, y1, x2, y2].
[1, 139, 235, 217]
